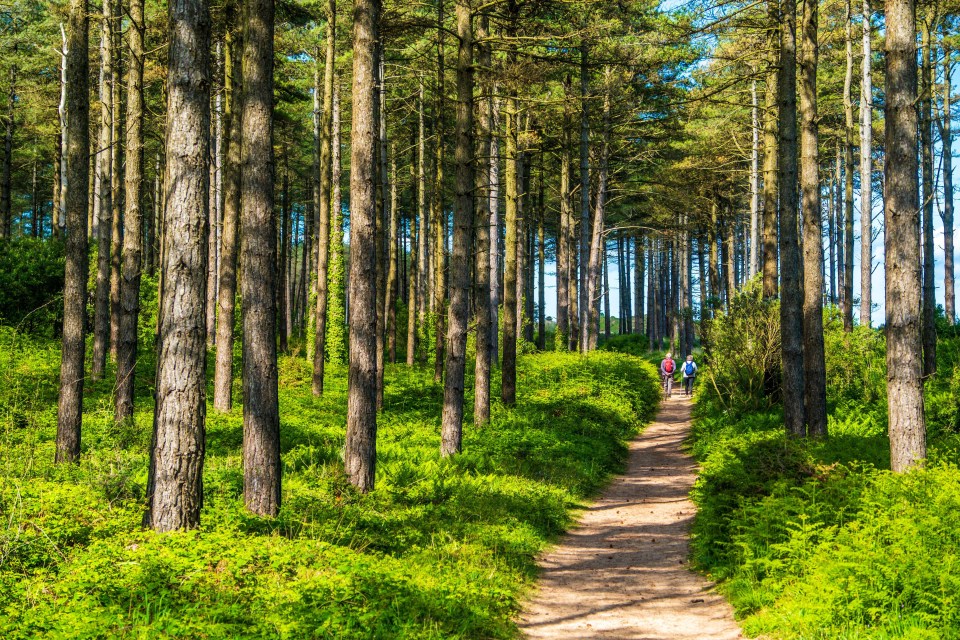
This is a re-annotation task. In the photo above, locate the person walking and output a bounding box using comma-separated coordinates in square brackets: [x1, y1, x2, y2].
[681, 354, 697, 396]
[660, 352, 676, 398]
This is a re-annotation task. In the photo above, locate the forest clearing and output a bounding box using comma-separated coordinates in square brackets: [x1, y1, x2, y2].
[3, 0, 960, 637]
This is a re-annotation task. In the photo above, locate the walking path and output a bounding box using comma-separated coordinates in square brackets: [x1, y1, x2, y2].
[518, 395, 742, 639]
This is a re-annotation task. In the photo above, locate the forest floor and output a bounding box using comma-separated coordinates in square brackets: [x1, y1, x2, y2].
[518, 394, 743, 640]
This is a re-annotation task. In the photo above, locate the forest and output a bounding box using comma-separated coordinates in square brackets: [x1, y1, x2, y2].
[1, 0, 960, 636]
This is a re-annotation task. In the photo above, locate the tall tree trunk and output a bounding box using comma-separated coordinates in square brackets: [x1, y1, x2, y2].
[578, 44, 591, 351]
[278, 171, 289, 353]
[842, 0, 855, 332]
[884, 0, 925, 471]
[943, 47, 955, 324]
[115, 0, 145, 422]
[145, 0, 211, 530]
[56, 0, 91, 463]
[921, 21, 937, 377]
[407, 131, 420, 366]
[538, 209, 546, 349]
[708, 201, 719, 315]
[91, 0, 115, 381]
[724, 215, 736, 308]
[835, 147, 844, 303]
[859, 0, 873, 326]
[473, 13, 492, 425]
[213, 19, 241, 412]
[416, 82, 429, 363]
[779, 0, 805, 437]
[602, 242, 610, 340]
[109, 9, 124, 362]
[750, 79, 760, 279]
[386, 148, 399, 363]
[327, 83, 347, 367]
[375, 47, 388, 407]
[433, 0, 447, 383]
[489, 95, 501, 362]
[635, 235, 644, 336]
[501, 87, 519, 402]
[800, 0, 826, 437]
[240, 0, 280, 516]
[556, 78, 572, 350]
[440, 0, 474, 456]
[312, 0, 336, 395]
[345, 0, 380, 491]
[762, 0, 779, 299]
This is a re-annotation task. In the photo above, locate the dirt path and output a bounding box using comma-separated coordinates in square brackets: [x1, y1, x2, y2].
[518, 395, 742, 639]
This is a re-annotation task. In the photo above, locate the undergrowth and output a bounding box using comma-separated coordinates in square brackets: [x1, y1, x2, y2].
[0, 326, 660, 639]
[691, 300, 960, 639]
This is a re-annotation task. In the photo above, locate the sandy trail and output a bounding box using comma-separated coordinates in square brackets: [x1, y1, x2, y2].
[518, 395, 742, 640]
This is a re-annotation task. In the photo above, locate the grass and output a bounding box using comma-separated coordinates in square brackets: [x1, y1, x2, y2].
[688, 329, 960, 639]
[0, 325, 660, 638]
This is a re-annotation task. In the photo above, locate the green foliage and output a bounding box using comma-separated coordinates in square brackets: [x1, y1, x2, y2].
[0, 238, 65, 335]
[699, 277, 781, 411]
[0, 330, 659, 638]
[690, 326, 960, 639]
[598, 333, 649, 357]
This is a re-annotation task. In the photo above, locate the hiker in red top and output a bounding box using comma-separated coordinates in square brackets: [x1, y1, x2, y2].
[660, 353, 676, 397]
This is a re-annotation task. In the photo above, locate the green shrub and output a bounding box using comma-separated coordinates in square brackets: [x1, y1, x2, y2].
[0, 238, 65, 335]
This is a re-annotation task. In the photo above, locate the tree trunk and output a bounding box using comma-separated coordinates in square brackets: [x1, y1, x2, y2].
[145, 0, 211, 530]
[213, 19, 241, 412]
[762, 0, 779, 299]
[440, 0, 474, 456]
[603, 242, 611, 340]
[800, 0, 826, 437]
[386, 148, 399, 363]
[708, 201, 719, 315]
[115, 0, 145, 423]
[278, 171, 289, 353]
[501, 91, 519, 403]
[921, 21, 937, 377]
[538, 209, 546, 349]
[56, 0, 91, 464]
[578, 44, 591, 351]
[327, 83, 347, 367]
[473, 13, 492, 425]
[312, 1, 336, 395]
[842, 0, 855, 332]
[943, 47, 955, 324]
[433, 0, 447, 383]
[240, 0, 280, 516]
[407, 130, 420, 365]
[416, 82, 429, 363]
[109, 18, 123, 361]
[779, 0, 805, 437]
[345, 0, 380, 491]
[859, 0, 873, 326]
[556, 78, 572, 350]
[635, 235, 644, 336]
[884, 0, 925, 471]
[91, 0, 115, 381]
[750, 79, 760, 279]
[489, 95, 501, 362]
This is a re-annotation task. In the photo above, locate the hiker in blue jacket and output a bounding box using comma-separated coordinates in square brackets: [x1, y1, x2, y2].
[681, 355, 697, 396]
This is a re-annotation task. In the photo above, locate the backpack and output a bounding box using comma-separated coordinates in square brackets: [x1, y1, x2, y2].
[685, 361, 695, 376]
[664, 359, 674, 374]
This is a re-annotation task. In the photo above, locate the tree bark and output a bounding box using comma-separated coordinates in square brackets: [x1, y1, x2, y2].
[0, 63, 14, 237]
[800, 0, 826, 437]
[440, 0, 474, 456]
[859, 0, 873, 326]
[501, 89, 519, 404]
[145, 0, 211, 530]
[433, 0, 447, 383]
[386, 148, 399, 364]
[750, 79, 760, 279]
[56, 0, 90, 463]
[921, 21, 936, 377]
[213, 19, 241, 412]
[345, 0, 380, 491]
[489, 95, 501, 362]
[943, 47, 955, 324]
[778, 0, 805, 437]
[578, 44, 591, 351]
[115, 0, 146, 422]
[586, 79, 610, 351]
[884, 0, 925, 471]
[537, 208, 545, 349]
[473, 13, 492, 425]
[842, 0, 855, 332]
[109, 1, 124, 361]
[761, 0, 779, 299]
[91, 0, 115, 381]
[416, 81, 429, 363]
[240, 0, 281, 516]
[278, 171, 290, 353]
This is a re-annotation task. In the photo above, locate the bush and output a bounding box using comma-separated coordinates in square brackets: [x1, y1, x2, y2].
[0, 238, 64, 335]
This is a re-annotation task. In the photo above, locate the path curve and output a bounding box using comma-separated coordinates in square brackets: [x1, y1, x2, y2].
[519, 395, 742, 639]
